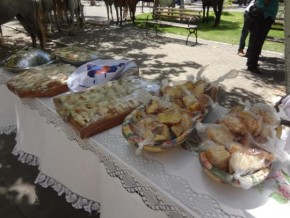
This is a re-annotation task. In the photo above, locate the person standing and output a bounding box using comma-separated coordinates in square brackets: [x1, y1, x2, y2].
[246, 0, 284, 74]
[237, 0, 255, 57]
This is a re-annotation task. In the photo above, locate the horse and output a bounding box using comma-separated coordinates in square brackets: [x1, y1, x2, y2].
[0, 0, 46, 49]
[114, 0, 139, 25]
[104, 0, 115, 21]
[40, 0, 58, 36]
[201, 0, 224, 27]
[64, 0, 85, 35]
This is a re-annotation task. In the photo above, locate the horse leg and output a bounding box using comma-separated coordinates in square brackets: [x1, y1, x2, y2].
[213, 0, 223, 27]
[206, 6, 209, 23]
[0, 25, 3, 45]
[129, 2, 137, 24]
[120, 6, 123, 25]
[109, 4, 114, 21]
[16, 15, 37, 47]
[115, 6, 119, 25]
[106, 4, 110, 20]
[202, 5, 205, 23]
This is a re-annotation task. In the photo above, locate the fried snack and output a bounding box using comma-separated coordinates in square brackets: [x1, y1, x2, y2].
[191, 80, 208, 96]
[206, 124, 235, 146]
[157, 109, 182, 126]
[182, 94, 198, 107]
[146, 99, 162, 114]
[180, 112, 193, 130]
[237, 111, 263, 137]
[171, 124, 184, 137]
[143, 122, 171, 143]
[162, 86, 182, 98]
[218, 115, 247, 135]
[205, 145, 231, 171]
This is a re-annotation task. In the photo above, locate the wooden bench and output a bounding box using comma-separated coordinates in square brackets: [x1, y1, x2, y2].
[146, 7, 201, 45]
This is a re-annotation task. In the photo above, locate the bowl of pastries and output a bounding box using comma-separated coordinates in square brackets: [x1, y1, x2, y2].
[122, 79, 218, 153]
[197, 102, 281, 189]
[53, 46, 103, 66]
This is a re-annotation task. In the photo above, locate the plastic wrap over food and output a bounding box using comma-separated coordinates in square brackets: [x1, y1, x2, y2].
[67, 59, 139, 92]
[54, 76, 160, 129]
[196, 100, 287, 189]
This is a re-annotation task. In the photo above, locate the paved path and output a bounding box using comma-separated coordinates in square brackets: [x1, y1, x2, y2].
[0, 1, 286, 218]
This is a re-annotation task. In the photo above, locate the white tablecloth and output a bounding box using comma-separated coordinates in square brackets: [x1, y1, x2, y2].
[1, 68, 290, 218]
[0, 72, 17, 134]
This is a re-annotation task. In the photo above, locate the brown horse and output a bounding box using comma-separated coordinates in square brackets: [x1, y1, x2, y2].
[0, 0, 46, 48]
[201, 0, 224, 27]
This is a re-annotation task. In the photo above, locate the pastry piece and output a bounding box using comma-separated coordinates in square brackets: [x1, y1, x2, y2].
[162, 86, 182, 98]
[146, 99, 162, 114]
[205, 145, 231, 171]
[191, 80, 208, 96]
[218, 115, 247, 135]
[206, 124, 235, 146]
[143, 122, 171, 143]
[251, 104, 279, 126]
[237, 111, 263, 137]
[171, 124, 184, 137]
[228, 142, 244, 153]
[157, 109, 182, 126]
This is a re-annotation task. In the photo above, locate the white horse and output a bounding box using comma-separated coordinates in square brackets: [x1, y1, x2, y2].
[64, 0, 85, 35]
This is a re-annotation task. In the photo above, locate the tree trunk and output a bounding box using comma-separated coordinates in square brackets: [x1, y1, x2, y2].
[286, 0, 290, 94]
[90, 0, 96, 6]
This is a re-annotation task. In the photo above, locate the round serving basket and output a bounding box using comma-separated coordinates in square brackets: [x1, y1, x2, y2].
[122, 105, 196, 153]
[199, 151, 271, 188]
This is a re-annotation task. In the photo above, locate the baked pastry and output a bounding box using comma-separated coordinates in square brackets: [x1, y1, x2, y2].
[7, 63, 76, 97]
[206, 124, 235, 146]
[157, 109, 182, 126]
[143, 122, 171, 143]
[237, 111, 263, 137]
[146, 99, 161, 114]
[205, 145, 231, 171]
[218, 115, 247, 135]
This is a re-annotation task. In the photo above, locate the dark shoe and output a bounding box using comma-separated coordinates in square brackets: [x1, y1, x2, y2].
[238, 50, 246, 57]
[247, 67, 262, 74]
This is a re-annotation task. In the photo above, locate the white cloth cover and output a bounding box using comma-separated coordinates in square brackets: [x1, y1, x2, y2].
[67, 59, 138, 92]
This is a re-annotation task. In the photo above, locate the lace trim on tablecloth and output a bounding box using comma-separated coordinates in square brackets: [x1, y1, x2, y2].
[12, 146, 40, 166]
[95, 132, 244, 218]
[99, 155, 192, 218]
[35, 172, 100, 214]
[11, 145, 100, 214]
[20, 99, 92, 150]
[0, 125, 17, 135]
[19, 98, 243, 218]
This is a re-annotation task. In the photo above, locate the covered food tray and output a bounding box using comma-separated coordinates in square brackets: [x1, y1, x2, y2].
[3, 48, 54, 72]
